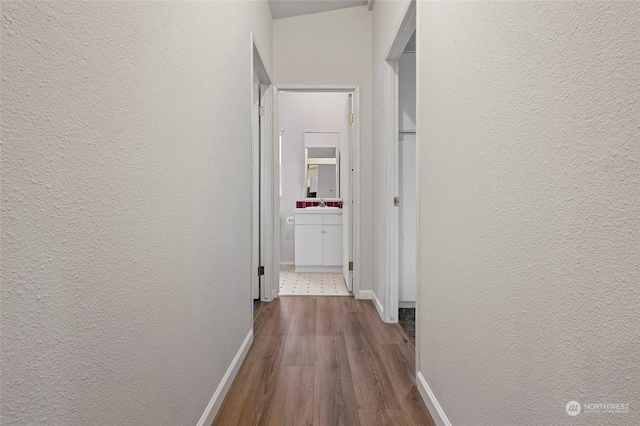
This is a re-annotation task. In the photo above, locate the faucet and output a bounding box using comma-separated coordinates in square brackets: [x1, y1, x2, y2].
[319, 198, 326, 207]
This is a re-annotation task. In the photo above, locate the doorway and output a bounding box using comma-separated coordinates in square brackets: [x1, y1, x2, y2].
[382, 2, 417, 338]
[274, 87, 361, 298]
[251, 33, 274, 319]
[397, 31, 417, 343]
[252, 73, 261, 309]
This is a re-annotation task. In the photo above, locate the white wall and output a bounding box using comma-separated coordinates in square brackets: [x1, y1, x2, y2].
[398, 134, 416, 304]
[398, 51, 416, 133]
[316, 164, 337, 198]
[372, 0, 413, 315]
[274, 6, 373, 292]
[278, 92, 349, 262]
[0, 1, 272, 424]
[398, 48, 417, 305]
[417, 2, 640, 425]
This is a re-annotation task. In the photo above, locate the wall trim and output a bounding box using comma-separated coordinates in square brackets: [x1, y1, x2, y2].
[197, 329, 253, 426]
[251, 32, 275, 303]
[279, 261, 294, 266]
[274, 84, 362, 303]
[357, 289, 373, 300]
[416, 371, 452, 426]
[371, 291, 385, 319]
[295, 265, 342, 274]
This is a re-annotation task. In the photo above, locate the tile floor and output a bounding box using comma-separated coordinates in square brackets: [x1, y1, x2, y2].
[279, 265, 350, 296]
[398, 307, 415, 344]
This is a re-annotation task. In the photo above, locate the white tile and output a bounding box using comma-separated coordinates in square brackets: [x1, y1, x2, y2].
[279, 266, 349, 296]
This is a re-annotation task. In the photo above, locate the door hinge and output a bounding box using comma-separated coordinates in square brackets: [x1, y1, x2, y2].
[348, 262, 354, 271]
[258, 106, 264, 116]
[394, 197, 400, 207]
[258, 266, 265, 276]
[348, 113, 354, 124]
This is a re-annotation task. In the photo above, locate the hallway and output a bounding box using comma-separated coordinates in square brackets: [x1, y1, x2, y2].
[213, 296, 435, 425]
[3, 1, 638, 424]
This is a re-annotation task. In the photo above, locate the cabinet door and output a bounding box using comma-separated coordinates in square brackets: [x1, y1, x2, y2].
[295, 224, 324, 266]
[323, 225, 343, 266]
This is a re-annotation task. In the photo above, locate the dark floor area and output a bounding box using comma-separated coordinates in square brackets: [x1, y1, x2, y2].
[253, 299, 260, 312]
[398, 308, 415, 344]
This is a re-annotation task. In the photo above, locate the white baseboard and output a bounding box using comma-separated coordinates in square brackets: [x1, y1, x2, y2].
[197, 329, 253, 426]
[416, 371, 452, 426]
[398, 301, 415, 308]
[372, 291, 384, 320]
[295, 265, 342, 273]
[357, 289, 373, 300]
[279, 261, 294, 266]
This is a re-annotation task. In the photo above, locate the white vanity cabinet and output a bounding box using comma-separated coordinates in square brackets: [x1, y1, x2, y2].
[294, 209, 342, 273]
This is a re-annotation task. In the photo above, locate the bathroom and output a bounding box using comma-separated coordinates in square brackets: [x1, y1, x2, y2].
[278, 91, 352, 296]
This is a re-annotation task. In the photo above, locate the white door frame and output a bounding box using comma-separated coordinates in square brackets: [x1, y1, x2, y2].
[250, 32, 275, 308]
[273, 85, 362, 299]
[383, 0, 416, 324]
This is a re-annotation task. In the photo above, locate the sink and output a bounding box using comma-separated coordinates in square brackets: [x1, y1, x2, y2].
[294, 206, 341, 213]
[303, 206, 339, 210]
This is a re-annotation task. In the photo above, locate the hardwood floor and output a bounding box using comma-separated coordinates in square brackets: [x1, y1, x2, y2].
[213, 296, 435, 426]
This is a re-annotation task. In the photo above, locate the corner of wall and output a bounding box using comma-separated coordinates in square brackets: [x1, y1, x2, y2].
[371, 289, 385, 319]
[416, 371, 452, 426]
[197, 329, 254, 426]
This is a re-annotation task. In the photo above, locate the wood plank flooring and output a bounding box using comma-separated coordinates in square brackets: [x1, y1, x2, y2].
[213, 296, 435, 426]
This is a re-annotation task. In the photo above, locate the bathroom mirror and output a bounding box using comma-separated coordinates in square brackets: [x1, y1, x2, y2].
[303, 131, 341, 199]
[305, 147, 339, 198]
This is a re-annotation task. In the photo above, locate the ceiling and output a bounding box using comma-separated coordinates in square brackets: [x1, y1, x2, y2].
[269, 0, 368, 20]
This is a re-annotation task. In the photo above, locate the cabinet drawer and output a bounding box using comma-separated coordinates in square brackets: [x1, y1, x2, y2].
[323, 214, 343, 225]
[295, 214, 323, 225]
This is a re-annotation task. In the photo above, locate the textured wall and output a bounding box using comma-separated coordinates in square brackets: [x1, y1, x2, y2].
[278, 92, 349, 262]
[1, 1, 272, 424]
[417, 2, 640, 425]
[273, 6, 373, 292]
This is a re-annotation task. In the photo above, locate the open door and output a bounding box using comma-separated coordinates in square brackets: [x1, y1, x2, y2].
[252, 75, 262, 301]
[398, 132, 417, 305]
[342, 94, 354, 291]
[251, 33, 274, 310]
